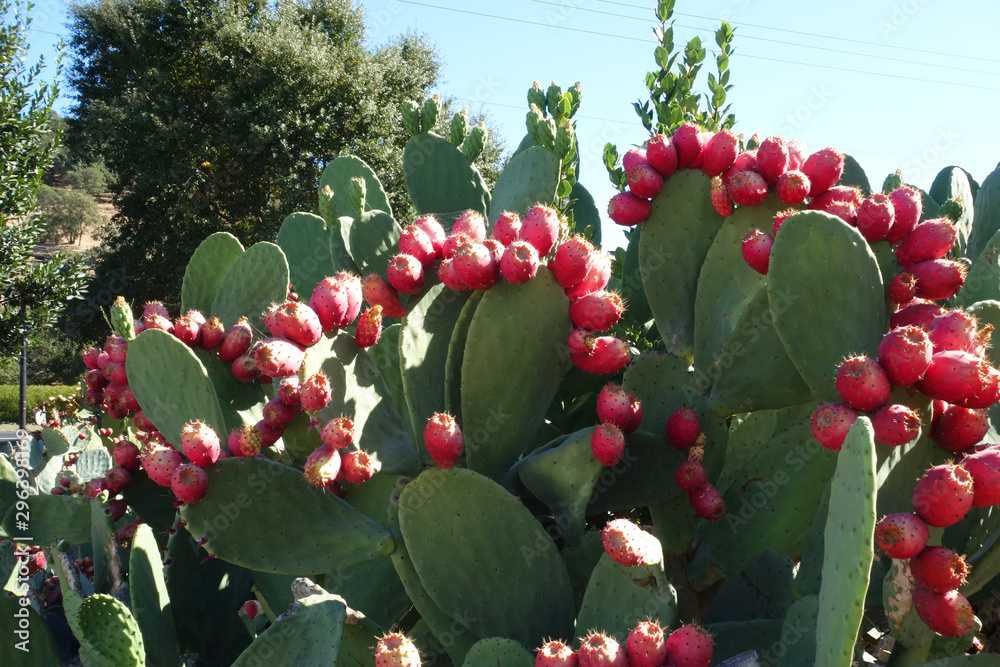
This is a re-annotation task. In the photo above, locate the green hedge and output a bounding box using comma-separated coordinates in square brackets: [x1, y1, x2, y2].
[0, 385, 79, 424]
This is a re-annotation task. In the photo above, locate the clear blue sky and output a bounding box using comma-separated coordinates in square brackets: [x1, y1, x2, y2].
[22, 0, 1000, 248]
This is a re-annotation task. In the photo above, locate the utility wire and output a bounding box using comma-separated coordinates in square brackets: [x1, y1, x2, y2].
[454, 96, 636, 126]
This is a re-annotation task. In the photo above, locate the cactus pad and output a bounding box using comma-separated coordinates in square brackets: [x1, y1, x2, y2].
[181, 232, 245, 314]
[487, 145, 561, 224]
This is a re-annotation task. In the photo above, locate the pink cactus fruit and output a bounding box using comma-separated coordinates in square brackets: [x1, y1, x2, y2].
[266, 301, 323, 348]
[886, 186, 923, 243]
[572, 335, 630, 375]
[230, 354, 259, 384]
[438, 257, 467, 291]
[143, 445, 183, 488]
[834, 355, 891, 411]
[756, 136, 790, 183]
[303, 446, 341, 489]
[801, 147, 844, 195]
[608, 192, 652, 226]
[872, 404, 921, 447]
[387, 254, 425, 295]
[520, 204, 561, 257]
[741, 229, 772, 275]
[355, 305, 383, 349]
[173, 314, 201, 346]
[570, 291, 625, 331]
[180, 420, 221, 467]
[277, 377, 301, 408]
[171, 463, 208, 504]
[675, 459, 708, 492]
[776, 170, 810, 204]
[961, 446, 1000, 506]
[423, 412, 464, 468]
[227, 425, 263, 458]
[566, 252, 612, 300]
[700, 130, 738, 177]
[339, 449, 382, 485]
[856, 193, 895, 242]
[399, 224, 437, 267]
[310, 272, 363, 331]
[550, 236, 597, 292]
[113, 440, 141, 471]
[911, 547, 969, 593]
[891, 300, 944, 331]
[726, 171, 768, 206]
[709, 176, 733, 217]
[601, 518, 662, 567]
[300, 372, 333, 412]
[664, 625, 714, 667]
[646, 133, 678, 177]
[361, 273, 405, 319]
[896, 218, 957, 266]
[500, 240, 540, 284]
[103, 466, 132, 493]
[413, 214, 447, 255]
[535, 639, 577, 667]
[913, 587, 977, 637]
[374, 632, 422, 667]
[595, 383, 643, 433]
[627, 163, 664, 199]
[492, 210, 522, 246]
[810, 402, 858, 451]
[218, 317, 254, 363]
[451, 209, 487, 243]
[199, 316, 226, 350]
[622, 147, 647, 172]
[625, 620, 667, 667]
[928, 310, 987, 355]
[671, 123, 704, 168]
[262, 397, 298, 430]
[320, 417, 354, 451]
[888, 272, 918, 305]
[912, 464, 975, 527]
[253, 338, 305, 378]
[917, 351, 999, 407]
[241, 600, 262, 620]
[591, 422, 626, 467]
[665, 407, 701, 449]
[875, 512, 929, 559]
[910, 259, 968, 301]
[933, 406, 988, 453]
[690, 484, 726, 520]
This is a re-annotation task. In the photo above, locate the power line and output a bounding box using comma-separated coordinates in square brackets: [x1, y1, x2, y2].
[395, 0, 1000, 93]
[454, 96, 636, 126]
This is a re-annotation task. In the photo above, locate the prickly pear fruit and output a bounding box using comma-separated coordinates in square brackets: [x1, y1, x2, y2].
[362, 273, 406, 318]
[627, 163, 664, 199]
[626, 620, 667, 667]
[801, 147, 844, 195]
[911, 547, 969, 593]
[180, 420, 221, 468]
[875, 512, 929, 559]
[910, 259, 968, 301]
[199, 316, 225, 350]
[810, 402, 858, 451]
[451, 209, 487, 243]
[387, 254, 425, 295]
[277, 377, 301, 407]
[913, 587, 976, 637]
[933, 406, 988, 453]
[690, 484, 726, 521]
[303, 446, 341, 489]
[872, 404, 921, 447]
[591, 422, 625, 467]
[666, 407, 701, 449]
[886, 186, 923, 243]
[173, 314, 201, 346]
[500, 240, 540, 284]
[835, 355, 891, 411]
[219, 317, 254, 363]
[520, 204, 561, 257]
[776, 170, 809, 204]
[671, 123, 704, 168]
[262, 397, 298, 429]
[300, 372, 332, 413]
[917, 351, 999, 408]
[891, 300, 943, 331]
[171, 463, 208, 504]
[913, 464, 975, 527]
[253, 338, 305, 378]
[423, 412, 464, 468]
[551, 236, 597, 291]
[896, 218, 957, 265]
[664, 625, 714, 667]
[595, 383, 642, 433]
[493, 210, 521, 246]
[340, 449, 382, 485]
[755, 136, 790, 183]
[741, 229, 772, 274]
[355, 305, 383, 348]
[453, 242, 498, 290]
[709, 176, 733, 217]
[399, 224, 437, 267]
[310, 272, 363, 331]
[675, 459, 708, 492]
[888, 272, 918, 305]
[700, 130, 738, 177]
[227, 425, 262, 458]
[961, 447, 1000, 506]
[727, 171, 768, 206]
[265, 301, 322, 348]
[856, 194, 895, 242]
[601, 518, 661, 567]
[646, 133, 678, 177]
[413, 214, 447, 255]
[143, 446, 183, 488]
[570, 291, 625, 331]
[535, 639, 577, 667]
[113, 441, 140, 472]
[566, 252, 612, 300]
[571, 334, 630, 374]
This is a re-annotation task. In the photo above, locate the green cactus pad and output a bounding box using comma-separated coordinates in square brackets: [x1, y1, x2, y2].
[129, 523, 181, 667]
[193, 348, 265, 434]
[930, 166, 976, 256]
[815, 417, 876, 667]
[89, 499, 115, 593]
[487, 145, 561, 224]
[776, 595, 819, 667]
[211, 241, 290, 329]
[641, 170, 725, 358]
[181, 232, 245, 314]
[40, 426, 70, 455]
[251, 571, 293, 620]
[575, 554, 678, 643]
[398, 468, 575, 647]
[0, 455, 15, 517]
[876, 432, 946, 516]
[121, 472, 177, 535]
[884, 560, 934, 649]
[180, 457, 394, 575]
[368, 322, 407, 421]
[76, 593, 146, 667]
[444, 290, 482, 417]
[340, 209, 400, 276]
[958, 227, 1000, 306]
[587, 430, 686, 513]
[2, 494, 91, 544]
[571, 182, 602, 245]
[0, 591, 61, 665]
[462, 637, 534, 667]
[318, 155, 392, 221]
[705, 551, 795, 623]
[965, 162, 1000, 263]
[461, 268, 570, 480]
[839, 154, 871, 194]
[649, 491, 697, 557]
[276, 212, 355, 297]
[126, 329, 227, 448]
[708, 620, 784, 666]
[768, 211, 887, 400]
[76, 447, 112, 482]
[231, 593, 346, 667]
[621, 351, 696, 433]
[404, 133, 490, 216]
[619, 229, 652, 326]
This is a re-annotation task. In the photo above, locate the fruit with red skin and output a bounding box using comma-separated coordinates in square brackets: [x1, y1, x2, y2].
[595, 383, 643, 433]
[340, 449, 382, 485]
[258, 418, 283, 447]
[910, 259, 968, 300]
[374, 632, 421, 667]
[700, 130, 738, 177]
[627, 163, 664, 198]
[570, 291, 625, 331]
[886, 186, 923, 243]
[277, 377, 301, 407]
[355, 305, 383, 348]
[82, 347, 101, 369]
[962, 447, 1000, 506]
[911, 547, 969, 592]
[180, 420, 221, 467]
[776, 170, 810, 204]
[591, 422, 626, 467]
[85, 369, 106, 390]
[810, 186, 862, 220]
[321, 417, 354, 450]
[413, 214, 447, 255]
[567, 252, 613, 300]
[253, 338, 305, 378]
[709, 176, 733, 217]
[104, 361, 128, 385]
[646, 133, 678, 177]
[878, 326, 933, 387]
[442, 232, 473, 259]
[535, 639, 577, 667]
[622, 147, 647, 172]
[398, 224, 437, 267]
[230, 355, 259, 383]
[521, 204, 561, 256]
[113, 441, 140, 471]
[810, 402, 859, 451]
[143, 313, 173, 333]
[729, 150, 757, 173]
[889, 273, 918, 305]
[933, 406, 988, 453]
[917, 351, 998, 407]
[690, 484, 726, 520]
[896, 218, 957, 265]
[96, 350, 112, 370]
[929, 311, 983, 355]
[361, 274, 406, 318]
[105, 335, 127, 362]
[451, 209, 487, 242]
[483, 237, 504, 267]
[875, 513, 929, 559]
[199, 316, 226, 350]
[310, 272, 363, 331]
[173, 314, 201, 346]
[84, 479, 104, 498]
[143, 446, 183, 487]
[626, 620, 667, 667]
[133, 411, 155, 433]
[801, 147, 844, 195]
[835, 355, 891, 411]
[572, 335, 630, 374]
[671, 123, 704, 168]
[144, 301, 169, 319]
[227, 426, 262, 458]
[856, 194, 896, 242]
[299, 372, 331, 413]
[492, 210, 521, 245]
[219, 317, 254, 362]
[666, 407, 701, 449]
[262, 397, 298, 429]
[453, 242, 498, 290]
[891, 301, 944, 330]
[664, 625, 714, 667]
[913, 464, 975, 526]
[387, 254, 425, 295]
[608, 192, 652, 226]
[500, 240, 540, 284]
[303, 447, 341, 488]
[913, 587, 977, 637]
[171, 464, 208, 503]
[727, 171, 769, 206]
[106, 498, 127, 521]
[601, 518, 661, 566]
[438, 257, 467, 291]
[675, 459, 708, 492]
[873, 404, 922, 446]
[423, 412, 464, 468]
[756, 136, 790, 183]
[241, 600, 262, 620]
[104, 466, 132, 493]
[265, 301, 323, 347]
[741, 229, 772, 274]
[786, 140, 805, 169]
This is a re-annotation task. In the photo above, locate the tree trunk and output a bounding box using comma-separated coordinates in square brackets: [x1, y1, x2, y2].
[18, 336, 28, 430]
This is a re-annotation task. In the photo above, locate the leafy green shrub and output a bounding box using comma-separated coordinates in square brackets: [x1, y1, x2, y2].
[0, 384, 78, 423]
[64, 160, 111, 196]
[35, 184, 103, 244]
[0, 331, 85, 385]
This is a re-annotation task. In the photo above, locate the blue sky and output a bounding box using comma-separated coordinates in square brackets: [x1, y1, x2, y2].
[22, 0, 1000, 247]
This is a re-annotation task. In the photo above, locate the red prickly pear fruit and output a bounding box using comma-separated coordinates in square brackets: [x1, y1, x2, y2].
[886, 186, 923, 243]
[413, 214, 447, 255]
[675, 459, 708, 492]
[622, 147, 647, 172]
[82, 347, 101, 370]
[776, 170, 810, 204]
[690, 483, 726, 520]
[398, 224, 437, 267]
[387, 254, 425, 295]
[911, 259, 968, 300]
[521, 204, 561, 257]
[227, 425, 262, 458]
[756, 136, 790, 183]
[362, 273, 406, 319]
[730, 150, 757, 173]
[535, 639, 577, 667]
[626, 619, 667, 667]
[253, 338, 305, 378]
[595, 383, 643, 433]
[355, 305, 383, 349]
[801, 147, 844, 195]
[133, 411, 155, 433]
[700, 130, 738, 177]
[173, 314, 201, 346]
[577, 632, 627, 667]
[266, 301, 323, 348]
[106, 498, 127, 521]
[143, 313, 174, 333]
[300, 372, 332, 412]
[913, 587, 977, 637]
[627, 163, 664, 199]
[103, 466, 132, 493]
[438, 257, 468, 291]
[500, 240, 540, 284]
[180, 420, 221, 467]
[451, 209, 487, 243]
[666, 407, 701, 449]
[913, 464, 975, 527]
[786, 140, 805, 169]
[566, 252, 612, 300]
[663, 624, 714, 667]
[113, 441, 140, 472]
[105, 335, 127, 362]
[231, 354, 259, 383]
[171, 463, 208, 504]
[726, 170, 768, 206]
[262, 397, 298, 429]
[835, 355, 891, 411]
[911, 547, 969, 593]
[303, 446, 341, 489]
[441, 232, 473, 259]
[374, 632, 421, 667]
[889, 272, 918, 305]
[878, 326, 933, 386]
[810, 186, 861, 224]
[143, 301, 169, 319]
[917, 351, 998, 407]
[771, 209, 800, 237]
[241, 600, 262, 620]
[570, 291, 625, 332]
[810, 402, 858, 451]
[671, 123, 704, 168]
[104, 361, 128, 385]
[709, 176, 733, 217]
[646, 133, 678, 177]
[96, 350, 112, 370]
[143, 446, 183, 488]
[492, 210, 521, 246]
[608, 192, 652, 226]
[453, 243, 498, 290]
[962, 447, 1000, 506]
[483, 238, 505, 266]
[591, 422, 626, 467]
[872, 404, 922, 447]
[340, 449, 382, 485]
[321, 416, 354, 450]
[218, 317, 253, 362]
[199, 316, 226, 350]
[277, 377, 301, 407]
[423, 412, 464, 468]
[741, 229, 772, 275]
[310, 272, 363, 331]
[929, 310, 984, 355]
[891, 300, 944, 331]
[601, 518, 661, 567]
[875, 512, 929, 559]
[573, 335, 630, 375]
[84, 478, 104, 498]
[85, 368, 107, 391]
[933, 406, 988, 453]
[896, 218, 957, 265]
[857, 193, 896, 242]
